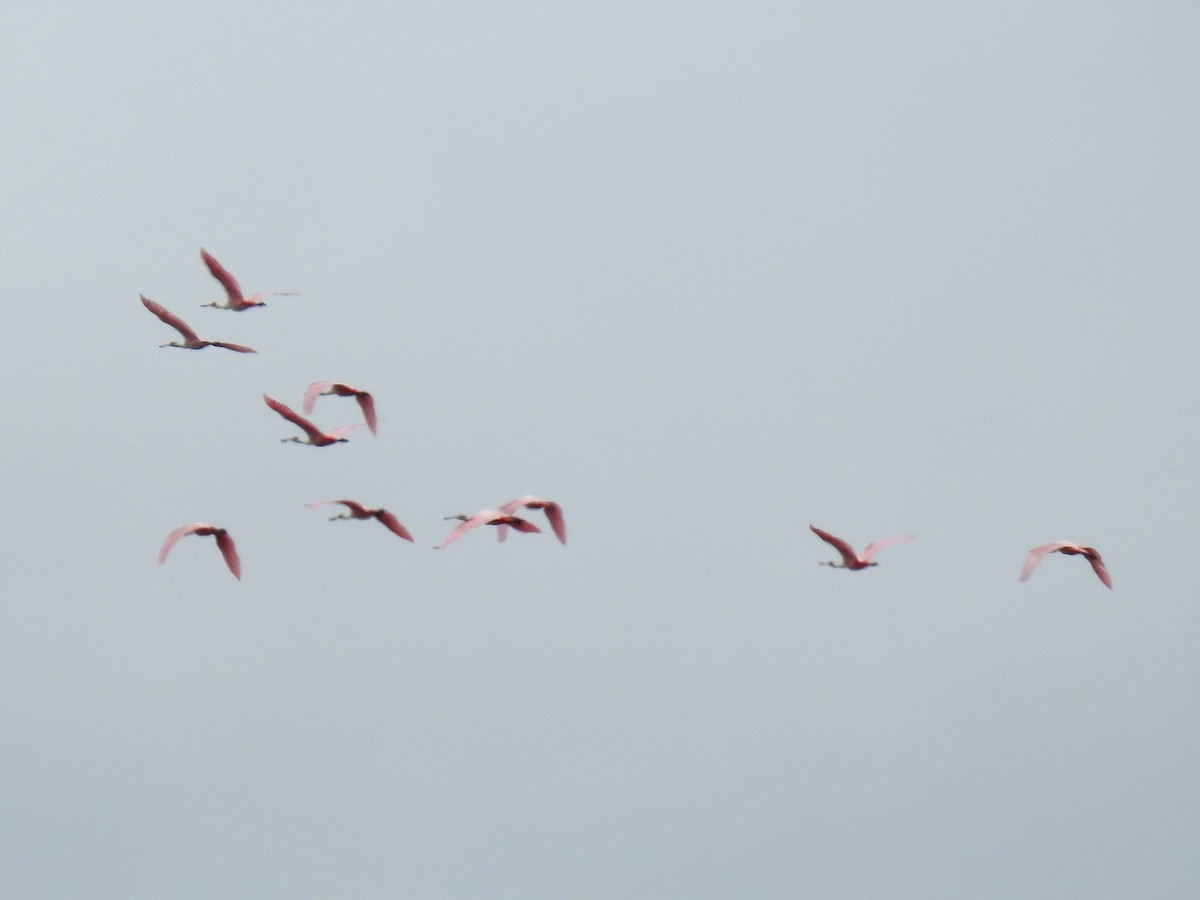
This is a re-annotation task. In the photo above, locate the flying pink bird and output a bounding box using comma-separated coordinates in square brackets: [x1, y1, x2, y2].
[200, 248, 298, 310]
[141, 295, 257, 352]
[435, 510, 541, 549]
[810, 524, 915, 569]
[1020, 541, 1112, 589]
[497, 496, 566, 544]
[158, 522, 241, 580]
[306, 500, 414, 542]
[303, 382, 378, 435]
[263, 394, 366, 446]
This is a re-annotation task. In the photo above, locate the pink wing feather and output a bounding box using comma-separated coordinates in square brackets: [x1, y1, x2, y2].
[809, 525, 860, 566]
[214, 530, 241, 580]
[142, 295, 199, 342]
[158, 523, 207, 563]
[303, 381, 334, 415]
[355, 392, 377, 435]
[263, 394, 326, 442]
[201, 249, 244, 302]
[860, 534, 915, 562]
[375, 511, 414, 542]
[1019, 541, 1078, 581]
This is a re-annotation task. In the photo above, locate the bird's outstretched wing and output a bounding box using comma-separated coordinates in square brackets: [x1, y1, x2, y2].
[375, 511, 414, 542]
[303, 381, 335, 414]
[354, 392, 377, 435]
[211, 341, 257, 353]
[142, 295, 199, 342]
[263, 394, 325, 441]
[436, 513, 491, 549]
[158, 522, 209, 563]
[809, 525, 859, 566]
[201, 249, 245, 303]
[214, 530, 241, 580]
[1086, 553, 1113, 589]
[1019, 541, 1077, 581]
[861, 534, 915, 563]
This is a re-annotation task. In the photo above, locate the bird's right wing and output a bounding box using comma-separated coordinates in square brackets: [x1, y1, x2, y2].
[355, 392, 377, 435]
[201, 249, 244, 302]
[1087, 554, 1113, 589]
[435, 513, 489, 549]
[375, 511, 415, 542]
[303, 381, 334, 415]
[1019, 542, 1076, 581]
[263, 395, 325, 441]
[860, 534, 915, 562]
[141, 295, 198, 341]
[542, 503, 566, 545]
[214, 530, 241, 580]
[157, 522, 207, 563]
[809, 525, 859, 566]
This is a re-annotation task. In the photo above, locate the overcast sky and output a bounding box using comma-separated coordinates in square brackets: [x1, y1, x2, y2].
[4, 1, 1199, 896]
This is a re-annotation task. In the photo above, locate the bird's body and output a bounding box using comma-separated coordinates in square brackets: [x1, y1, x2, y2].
[497, 495, 566, 544]
[436, 510, 541, 549]
[1020, 541, 1112, 588]
[141, 295, 257, 352]
[303, 382, 378, 435]
[201, 249, 297, 310]
[810, 524, 914, 569]
[306, 500, 414, 542]
[263, 394, 366, 446]
[158, 522, 241, 579]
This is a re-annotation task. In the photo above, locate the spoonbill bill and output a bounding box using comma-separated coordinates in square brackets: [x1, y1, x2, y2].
[201, 248, 298, 310]
[810, 524, 915, 569]
[141, 295, 257, 352]
[1020, 541, 1112, 589]
[158, 523, 241, 580]
[436, 510, 541, 549]
[263, 394, 366, 446]
[303, 382, 378, 435]
[497, 496, 566, 544]
[306, 500, 414, 542]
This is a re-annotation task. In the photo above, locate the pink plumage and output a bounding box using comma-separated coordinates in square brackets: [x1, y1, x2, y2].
[303, 381, 378, 435]
[810, 524, 914, 570]
[1020, 541, 1112, 589]
[158, 523, 241, 580]
[306, 500, 414, 542]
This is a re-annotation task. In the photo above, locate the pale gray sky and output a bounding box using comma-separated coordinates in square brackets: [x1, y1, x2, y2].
[4, 2, 1199, 896]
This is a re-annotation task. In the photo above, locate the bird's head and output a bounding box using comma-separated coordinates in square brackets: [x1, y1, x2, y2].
[444, 514, 468, 522]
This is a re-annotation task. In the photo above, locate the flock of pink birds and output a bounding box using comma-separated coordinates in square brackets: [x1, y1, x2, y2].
[146, 249, 568, 582]
[146, 249, 1111, 590]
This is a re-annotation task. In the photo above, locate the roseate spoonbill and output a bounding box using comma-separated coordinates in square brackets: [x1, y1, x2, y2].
[810, 524, 915, 569]
[497, 496, 566, 544]
[263, 394, 366, 446]
[303, 382, 378, 435]
[141, 295, 257, 352]
[200, 248, 298, 310]
[158, 523, 241, 580]
[306, 500, 414, 542]
[1020, 541, 1112, 589]
[436, 510, 541, 549]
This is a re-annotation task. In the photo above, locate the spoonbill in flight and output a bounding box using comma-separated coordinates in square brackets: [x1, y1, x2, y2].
[810, 524, 915, 569]
[306, 500, 414, 542]
[158, 523, 241, 580]
[141, 295, 257, 352]
[1020, 541, 1112, 589]
[201, 248, 298, 310]
[436, 510, 541, 549]
[496, 496, 566, 544]
[263, 394, 366, 446]
[303, 382, 378, 435]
